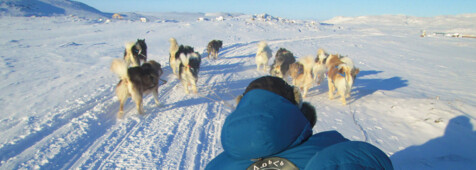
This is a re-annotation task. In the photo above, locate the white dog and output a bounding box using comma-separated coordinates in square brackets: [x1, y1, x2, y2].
[312, 48, 328, 85]
[255, 41, 272, 72]
[339, 56, 359, 98]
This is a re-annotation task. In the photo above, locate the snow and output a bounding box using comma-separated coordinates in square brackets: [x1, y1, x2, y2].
[1, 1, 476, 169]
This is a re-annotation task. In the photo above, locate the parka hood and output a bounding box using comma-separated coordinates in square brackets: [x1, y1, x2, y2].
[221, 89, 312, 159]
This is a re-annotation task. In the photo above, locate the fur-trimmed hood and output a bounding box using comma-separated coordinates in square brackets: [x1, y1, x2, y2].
[221, 89, 312, 159]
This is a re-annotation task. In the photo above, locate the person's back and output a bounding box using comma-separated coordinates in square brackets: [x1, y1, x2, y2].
[205, 76, 393, 170]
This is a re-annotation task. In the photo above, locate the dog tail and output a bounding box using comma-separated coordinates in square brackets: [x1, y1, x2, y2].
[316, 48, 328, 63]
[258, 41, 268, 48]
[124, 41, 135, 56]
[111, 59, 129, 80]
[298, 56, 315, 74]
[326, 54, 343, 68]
[339, 57, 355, 71]
[169, 38, 179, 54]
[337, 63, 353, 81]
[179, 53, 189, 67]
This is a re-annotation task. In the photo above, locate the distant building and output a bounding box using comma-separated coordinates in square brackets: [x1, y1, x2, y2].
[140, 17, 147, 23]
[112, 13, 123, 19]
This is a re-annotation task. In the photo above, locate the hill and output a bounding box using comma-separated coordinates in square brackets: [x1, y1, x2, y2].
[0, 0, 109, 18]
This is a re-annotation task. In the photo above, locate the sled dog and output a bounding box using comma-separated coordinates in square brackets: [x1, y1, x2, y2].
[339, 56, 360, 98]
[270, 48, 295, 79]
[326, 54, 349, 105]
[111, 59, 162, 118]
[255, 41, 273, 72]
[290, 56, 314, 98]
[178, 47, 201, 94]
[207, 40, 223, 59]
[312, 48, 328, 85]
[169, 38, 180, 75]
[123, 39, 147, 67]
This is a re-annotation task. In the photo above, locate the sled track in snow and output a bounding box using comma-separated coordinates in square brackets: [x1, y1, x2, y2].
[349, 104, 369, 142]
[84, 74, 182, 169]
[0, 84, 117, 169]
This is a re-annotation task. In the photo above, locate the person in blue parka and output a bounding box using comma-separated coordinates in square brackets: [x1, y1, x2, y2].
[205, 76, 393, 170]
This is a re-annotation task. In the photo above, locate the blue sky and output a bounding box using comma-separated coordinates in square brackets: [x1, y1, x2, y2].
[75, 0, 476, 20]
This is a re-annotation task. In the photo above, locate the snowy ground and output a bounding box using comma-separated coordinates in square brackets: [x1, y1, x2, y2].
[0, 13, 475, 169]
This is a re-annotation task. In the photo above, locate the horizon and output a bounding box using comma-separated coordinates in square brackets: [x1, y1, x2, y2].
[74, 0, 476, 20]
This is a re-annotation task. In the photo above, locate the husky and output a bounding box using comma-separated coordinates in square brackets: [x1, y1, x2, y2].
[339, 56, 360, 98]
[169, 38, 180, 75]
[255, 41, 273, 72]
[326, 54, 351, 105]
[178, 46, 201, 94]
[207, 40, 223, 59]
[288, 62, 304, 85]
[289, 56, 315, 98]
[312, 48, 328, 85]
[111, 59, 163, 118]
[123, 39, 147, 67]
[270, 48, 296, 79]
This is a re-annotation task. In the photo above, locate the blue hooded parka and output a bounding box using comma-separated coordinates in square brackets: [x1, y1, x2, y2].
[205, 89, 393, 169]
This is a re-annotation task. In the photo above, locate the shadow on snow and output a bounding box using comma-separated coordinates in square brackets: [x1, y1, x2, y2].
[391, 115, 476, 169]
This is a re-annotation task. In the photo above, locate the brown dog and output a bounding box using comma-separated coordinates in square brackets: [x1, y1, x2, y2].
[111, 59, 163, 118]
[289, 56, 314, 97]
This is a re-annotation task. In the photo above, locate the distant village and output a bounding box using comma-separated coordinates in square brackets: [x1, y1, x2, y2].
[421, 30, 476, 38]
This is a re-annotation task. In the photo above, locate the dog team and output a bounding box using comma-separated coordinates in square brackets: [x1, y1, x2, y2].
[110, 38, 358, 118]
[256, 41, 360, 105]
[110, 38, 222, 118]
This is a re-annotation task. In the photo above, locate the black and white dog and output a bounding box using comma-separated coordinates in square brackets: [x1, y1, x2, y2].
[177, 45, 201, 94]
[207, 40, 223, 59]
[124, 39, 147, 67]
[111, 59, 163, 118]
[270, 48, 296, 79]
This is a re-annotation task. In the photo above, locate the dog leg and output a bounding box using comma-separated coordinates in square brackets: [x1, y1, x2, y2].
[312, 69, 318, 81]
[116, 82, 128, 119]
[153, 89, 160, 105]
[345, 81, 352, 98]
[182, 80, 190, 94]
[340, 90, 347, 105]
[191, 81, 198, 94]
[170, 56, 177, 75]
[118, 99, 125, 119]
[317, 74, 323, 85]
[337, 80, 347, 105]
[130, 89, 144, 114]
[328, 79, 335, 100]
